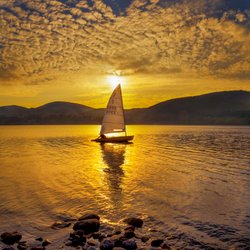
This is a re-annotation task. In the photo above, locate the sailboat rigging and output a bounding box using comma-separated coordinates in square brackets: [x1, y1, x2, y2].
[92, 84, 134, 143]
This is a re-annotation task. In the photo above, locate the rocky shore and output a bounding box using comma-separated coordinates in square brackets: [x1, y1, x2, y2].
[0, 214, 171, 250]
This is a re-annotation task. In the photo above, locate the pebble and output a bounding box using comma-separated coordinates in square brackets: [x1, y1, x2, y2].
[17, 243, 28, 250]
[1, 231, 22, 245]
[122, 239, 137, 250]
[123, 218, 143, 228]
[87, 246, 98, 250]
[73, 219, 100, 234]
[100, 239, 114, 250]
[151, 239, 164, 247]
[42, 239, 51, 247]
[141, 236, 150, 242]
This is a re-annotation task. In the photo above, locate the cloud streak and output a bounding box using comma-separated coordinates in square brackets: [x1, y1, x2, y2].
[0, 0, 249, 107]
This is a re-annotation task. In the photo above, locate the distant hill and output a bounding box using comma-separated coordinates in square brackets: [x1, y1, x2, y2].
[0, 90, 250, 125]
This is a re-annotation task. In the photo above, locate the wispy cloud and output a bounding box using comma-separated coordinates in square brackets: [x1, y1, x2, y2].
[0, 0, 249, 106]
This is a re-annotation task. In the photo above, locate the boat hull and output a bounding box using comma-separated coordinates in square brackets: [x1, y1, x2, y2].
[92, 135, 134, 143]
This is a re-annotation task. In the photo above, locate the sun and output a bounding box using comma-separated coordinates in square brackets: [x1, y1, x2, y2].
[106, 75, 125, 89]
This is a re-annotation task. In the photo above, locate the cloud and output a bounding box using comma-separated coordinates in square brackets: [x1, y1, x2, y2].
[0, 0, 249, 86]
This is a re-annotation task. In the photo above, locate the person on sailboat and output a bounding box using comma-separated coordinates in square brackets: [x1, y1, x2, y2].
[100, 134, 106, 139]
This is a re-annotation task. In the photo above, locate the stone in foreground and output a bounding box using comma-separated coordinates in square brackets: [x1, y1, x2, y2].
[78, 213, 100, 221]
[1, 232, 22, 245]
[73, 219, 100, 234]
[123, 217, 143, 228]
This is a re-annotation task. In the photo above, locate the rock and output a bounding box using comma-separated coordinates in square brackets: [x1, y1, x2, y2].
[42, 239, 51, 247]
[100, 239, 114, 250]
[31, 247, 44, 250]
[151, 239, 164, 247]
[1, 231, 22, 245]
[122, 239, 137, 250]
[35, 237, 43, 242]
[113, 230, 122, 235]
[51, 221, 71, 229]
[65, 240, 73, 246]
[73, 219, 100, 234]
[125, 226, 135, 232]
[124, 231, 135, 239]
[71, 238, 82, 247]
[124, 226, 135, 239]
[123, 218, 143, 228]
[2, 247, 15, 250]
[92, 232, 103, 240]
[74, 230, 85, 238]
[141, 236, 150, 243]
[113, 248, 126, 250]
[78, 213, 100, 221]
[87, 246, 98, 250]
[98, 233, 107, 242]
[17, 243, 28, 250]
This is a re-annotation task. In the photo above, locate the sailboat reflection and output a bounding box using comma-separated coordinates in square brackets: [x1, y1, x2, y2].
[101, 143, 127, 202]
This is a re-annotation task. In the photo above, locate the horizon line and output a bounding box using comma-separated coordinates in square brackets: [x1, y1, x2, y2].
[0, 89, 248, 109]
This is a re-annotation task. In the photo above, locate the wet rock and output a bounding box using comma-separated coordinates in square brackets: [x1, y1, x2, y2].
[98, 234, 107, 242]
[124, 226, 135, 239]
[124, 231, 135, 239]
[73, 219, 100, 234]
[65, 240, 73, 246]
[125, 226, 135, 232]
[35, 237, 43, 242]
[122, 239, 137, 250]
[87, 246, 98, 250]
[113, 230, 122, 235]
[17, 243, 28, 250]
[74, 230, 85, 238]
[78, 213, 100, 221]
[51, 221, 71, 229]
[100, 239, 115, 250]
[141, 236, 150, 243]
[124, 218, 143, 228]
[1, 231, 22, 245]
[151, 239, 164, 247]
[42, 239, 51, 247]
[92, 232, 104, 240]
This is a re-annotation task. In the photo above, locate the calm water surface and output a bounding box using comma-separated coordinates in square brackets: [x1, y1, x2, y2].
[0, 125, 249, 249]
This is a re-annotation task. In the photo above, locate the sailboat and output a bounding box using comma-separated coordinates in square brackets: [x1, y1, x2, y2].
[92, 84, 134, 143]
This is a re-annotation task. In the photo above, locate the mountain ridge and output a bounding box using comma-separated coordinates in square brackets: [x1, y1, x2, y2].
[1, 90, 250, 125]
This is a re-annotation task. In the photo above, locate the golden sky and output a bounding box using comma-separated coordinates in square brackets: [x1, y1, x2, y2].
[0, 0, 250, 108]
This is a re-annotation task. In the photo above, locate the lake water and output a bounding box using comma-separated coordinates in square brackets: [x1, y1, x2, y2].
[0, 125, 249, 249]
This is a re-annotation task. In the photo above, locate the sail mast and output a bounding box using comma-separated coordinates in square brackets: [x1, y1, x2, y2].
[120, 84, 127, 136]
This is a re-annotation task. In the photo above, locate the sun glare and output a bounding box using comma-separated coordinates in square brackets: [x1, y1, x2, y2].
[107, 75, 125, 89]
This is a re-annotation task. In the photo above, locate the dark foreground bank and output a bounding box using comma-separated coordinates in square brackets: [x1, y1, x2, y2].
[1, 213, 172, 250]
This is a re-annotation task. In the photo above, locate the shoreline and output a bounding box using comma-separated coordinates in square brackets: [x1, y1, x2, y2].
[1, 214, 172, 250]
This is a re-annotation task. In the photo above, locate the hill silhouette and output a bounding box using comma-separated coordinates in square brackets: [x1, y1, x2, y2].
[0, 90, 249, 125]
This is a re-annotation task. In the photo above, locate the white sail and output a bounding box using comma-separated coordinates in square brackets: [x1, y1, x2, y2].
[100, 84, 125, 135]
